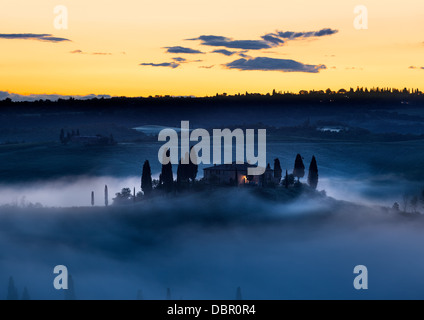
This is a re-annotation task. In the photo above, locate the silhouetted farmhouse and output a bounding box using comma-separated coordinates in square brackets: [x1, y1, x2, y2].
[203, 162, 274, 186]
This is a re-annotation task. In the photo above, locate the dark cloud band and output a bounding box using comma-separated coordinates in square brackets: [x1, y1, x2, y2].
[211, 49, 238, 56]
[140, 62, 180, 69]
[164, 46, 203, 54]
[272, 28, 338, 40]
[0, 33, 70, 42]
[188, 35, 273, 50]
[225, 57, 326, 73]
[187, 28, 337, 51]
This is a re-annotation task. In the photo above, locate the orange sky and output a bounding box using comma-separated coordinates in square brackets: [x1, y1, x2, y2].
[0, 0, 423, 97]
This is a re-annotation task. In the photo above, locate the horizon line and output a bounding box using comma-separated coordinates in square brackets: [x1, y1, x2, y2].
[1, 86, 424, 102]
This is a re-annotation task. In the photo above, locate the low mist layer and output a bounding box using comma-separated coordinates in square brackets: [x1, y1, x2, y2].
[1, 189, 424, 300]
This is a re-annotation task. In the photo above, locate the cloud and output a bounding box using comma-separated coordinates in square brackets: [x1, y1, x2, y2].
[211, 49, 238, 56]
[273, 28, 338, 40]
[172, 57, 187, 62]
[199, 65, 214, 69]
[225, 57, 326, 73]
[140, 57, 201, 68]
[164, 46, 203, 54]
[187, 35, 226, 42]
[409, 66, 424, 70]
[0, 91, 110, 102]
[0, 33, 70, 42]
[261, 34, 285, 45]
[70, 50, 112, 55]
[140, 62, 180, 69]
[314, 28, 339, 37]
[188, 35, 275, 50]
[187, 29, 337, 51]
[238, 52, 251, 58]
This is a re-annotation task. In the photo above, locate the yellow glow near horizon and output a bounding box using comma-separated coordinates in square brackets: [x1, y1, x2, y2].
[0, 0, 423, 97]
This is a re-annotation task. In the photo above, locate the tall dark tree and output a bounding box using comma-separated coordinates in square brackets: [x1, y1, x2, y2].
[7, 276, 18, 300]
[274, 158, 282, 183]
[293, 154, 305, 182]
[177, 149, 197, 185]
[177, 152, 189, 185]
[105, 185, 109, 206]
[176, 160, 183, 186]
[307, 156, 319, 189]
[141, 160, 153, 196]
[133, 187, 136, 202]
[188, 146, 198, 182]
[263, 163, 272, 187]
[161, 149, 174, 192]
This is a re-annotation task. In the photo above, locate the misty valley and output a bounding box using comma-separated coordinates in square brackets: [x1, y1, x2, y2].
[1, 95, 424, 299]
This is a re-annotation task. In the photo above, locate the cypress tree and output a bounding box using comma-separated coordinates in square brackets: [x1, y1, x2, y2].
[105, 185, 109, 206]
[177, 160, 183, 187]
[188, 146, 198, 183]
[141, 160, 153, 196]
[293, 154, 305, 182]
[161, 149, 174, 192]
[307, 156, 319, 189]
[177, 152, 190, 185]
[274, 158, 282, 183]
